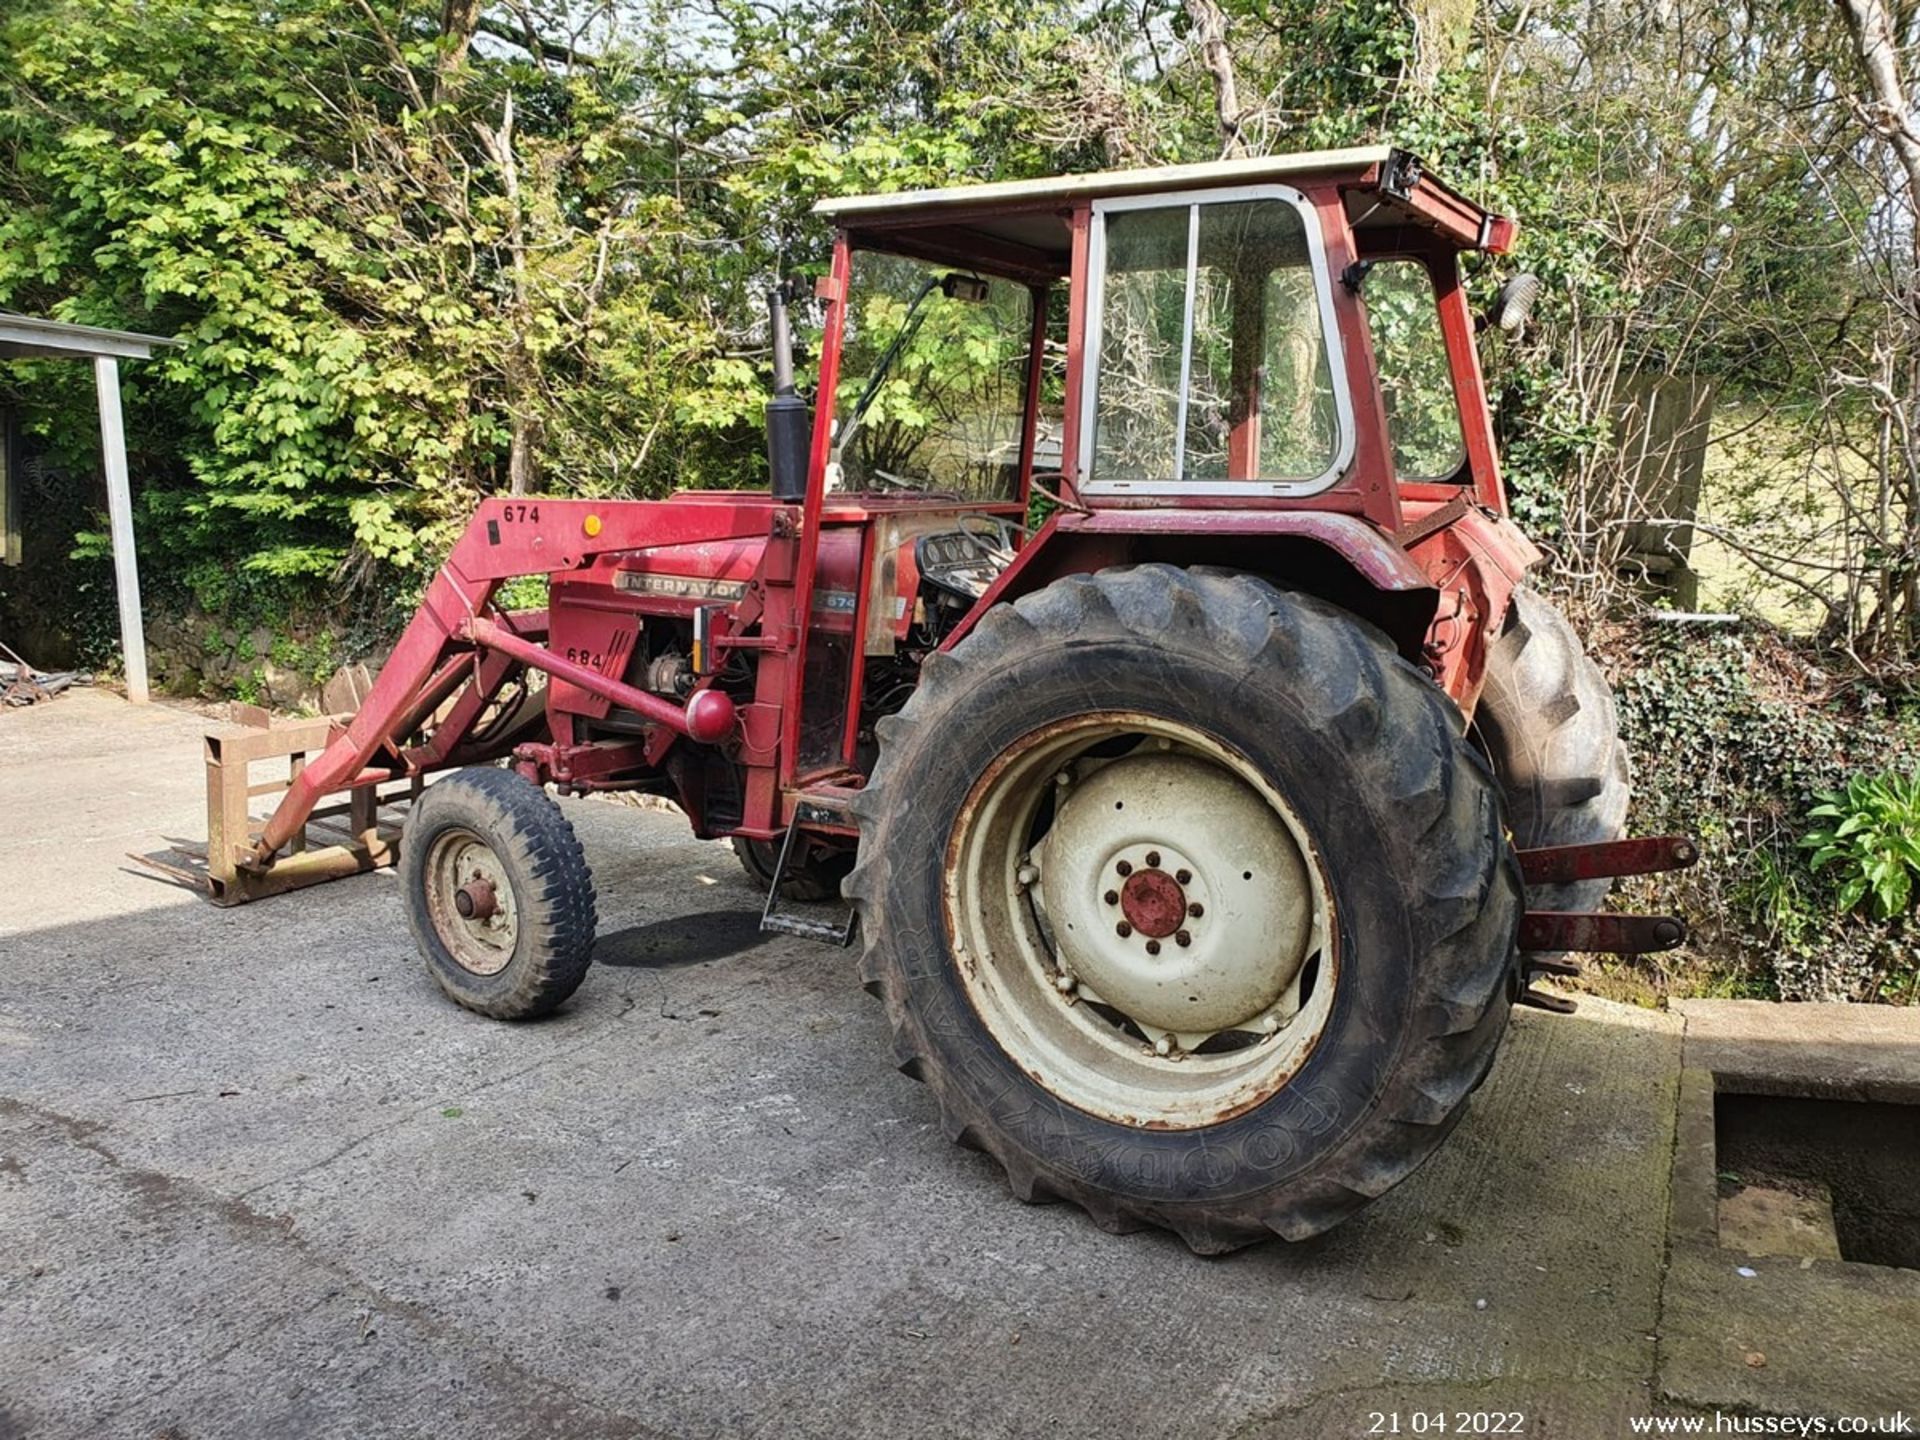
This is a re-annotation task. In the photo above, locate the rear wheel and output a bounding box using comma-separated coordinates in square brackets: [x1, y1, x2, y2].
[1473, 589, 1630, 912]
[401, 767, 597, 1020]
[730, 836, 854, 902]
[850, 565, 1523, 1252]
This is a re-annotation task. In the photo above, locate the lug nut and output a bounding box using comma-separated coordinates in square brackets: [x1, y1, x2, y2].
[1153, 1036, 1173, 1057]
[1175, 929, 1191, 947]
[1104, 890, 1119, 905]
[1054, 973, 1076, 993]
[1116, 921, 1133, 938]
[1175, 868, 1192, 884]
[1017, 863, 1039, 887]
[1145, 850, 1161, 868]
[1115, 860, 1133, 877]
[1145, 940, 1161, 956]
[1188, 902, 1203, 918]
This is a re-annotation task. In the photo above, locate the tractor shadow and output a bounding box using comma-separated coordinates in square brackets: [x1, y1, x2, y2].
[592, 908, 770, 969]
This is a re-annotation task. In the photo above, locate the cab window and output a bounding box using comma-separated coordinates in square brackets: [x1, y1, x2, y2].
[1361, 259, 1466, 480]
[1089, 195, 1342, 487]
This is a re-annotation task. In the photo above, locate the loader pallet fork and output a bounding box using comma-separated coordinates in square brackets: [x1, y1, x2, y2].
[147, 146, 1703, 1252]
[136, 710, 418, 905]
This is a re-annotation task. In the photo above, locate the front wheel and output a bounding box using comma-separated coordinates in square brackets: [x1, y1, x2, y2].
[400, 767, 598, 1020]
[849, 566, 1522, 1252]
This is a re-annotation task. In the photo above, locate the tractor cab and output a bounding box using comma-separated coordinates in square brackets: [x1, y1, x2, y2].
[770, 146, 1537, 768]
[811, 145, 1518, 531]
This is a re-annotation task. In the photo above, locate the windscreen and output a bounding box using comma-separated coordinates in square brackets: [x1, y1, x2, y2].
[832, 253, 1032, 500]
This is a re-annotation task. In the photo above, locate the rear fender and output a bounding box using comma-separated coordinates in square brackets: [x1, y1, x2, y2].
[1402, 505, 1540, 715]
[944, 510, 1445, 671]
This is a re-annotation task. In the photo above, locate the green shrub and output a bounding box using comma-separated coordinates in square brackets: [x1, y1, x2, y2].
[1606, 618, 1918, 1002]
[1802, 771, 1920, 920]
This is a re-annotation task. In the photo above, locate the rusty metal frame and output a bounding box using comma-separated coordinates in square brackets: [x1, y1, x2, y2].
[137, 714, 419, 905]
[1517, 912, 1687, 954]
[1517, 835, 1699, 888]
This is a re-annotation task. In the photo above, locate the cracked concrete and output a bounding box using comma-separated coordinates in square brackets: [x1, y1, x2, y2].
[3, 690, 1687, 1439]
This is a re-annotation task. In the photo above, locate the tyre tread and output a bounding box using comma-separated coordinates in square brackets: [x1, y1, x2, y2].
[1474, 589, 1631, 912]
[401, 767, 597, 1021]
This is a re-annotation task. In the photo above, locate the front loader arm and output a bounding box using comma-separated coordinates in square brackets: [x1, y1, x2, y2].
[244, 496, 779, 869]
[246, 565, 504, 862]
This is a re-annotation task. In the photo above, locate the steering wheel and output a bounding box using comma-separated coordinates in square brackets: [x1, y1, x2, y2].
[953, 512, 1022, 567]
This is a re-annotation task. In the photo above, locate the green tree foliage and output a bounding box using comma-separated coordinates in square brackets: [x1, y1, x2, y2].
[1, 0, 769, 587]
[4, 0, 1906, 598]
[0, 0, 1118, 598]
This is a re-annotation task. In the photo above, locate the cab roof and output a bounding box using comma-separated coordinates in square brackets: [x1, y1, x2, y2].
[813, 148, 1511, 283]
[813, 145, 1396, 221]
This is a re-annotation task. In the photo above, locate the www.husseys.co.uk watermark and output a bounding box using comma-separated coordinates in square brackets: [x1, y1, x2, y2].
[1628, 1412, 1913, 1435]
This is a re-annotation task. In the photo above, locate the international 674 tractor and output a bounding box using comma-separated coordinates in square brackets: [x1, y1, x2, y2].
[162, 146, 1696, 1252]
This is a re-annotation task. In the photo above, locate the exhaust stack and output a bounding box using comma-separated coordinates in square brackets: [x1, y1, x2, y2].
[765, 282, 810, 503]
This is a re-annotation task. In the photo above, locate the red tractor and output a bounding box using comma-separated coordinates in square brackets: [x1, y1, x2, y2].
[165, 146, 1696, 1252]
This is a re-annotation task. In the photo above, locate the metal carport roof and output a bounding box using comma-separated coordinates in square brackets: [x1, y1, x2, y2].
[0, 312, 180, 704]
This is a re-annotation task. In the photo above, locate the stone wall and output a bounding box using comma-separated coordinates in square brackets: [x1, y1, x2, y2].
[144, 607, 369, 713]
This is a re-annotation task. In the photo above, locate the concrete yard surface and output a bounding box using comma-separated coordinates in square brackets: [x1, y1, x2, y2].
[0, 689, 1871, 1439]
[1659, 1003, 1920, 1424]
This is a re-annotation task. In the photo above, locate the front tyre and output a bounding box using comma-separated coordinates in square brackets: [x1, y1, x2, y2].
[849, 566, 1522, 1252]
[401, 767, 597, 1020]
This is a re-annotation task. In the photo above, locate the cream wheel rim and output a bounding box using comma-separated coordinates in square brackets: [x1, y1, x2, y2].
[424, 828, 520, 976]
[943, 712, 1338, 1129]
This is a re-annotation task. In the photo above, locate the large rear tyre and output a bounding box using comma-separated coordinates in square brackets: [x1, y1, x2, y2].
[849, 565, 1523, 1252]
[1473, 589, 1630, 913]
[401, 767, 597, 1020]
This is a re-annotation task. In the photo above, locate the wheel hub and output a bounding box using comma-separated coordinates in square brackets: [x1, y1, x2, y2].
[1119, 867, 1186, 938]
[425, 830, 519, 976]
[1037, 752, 1315, 1036]
[454, 879, 498, 920]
